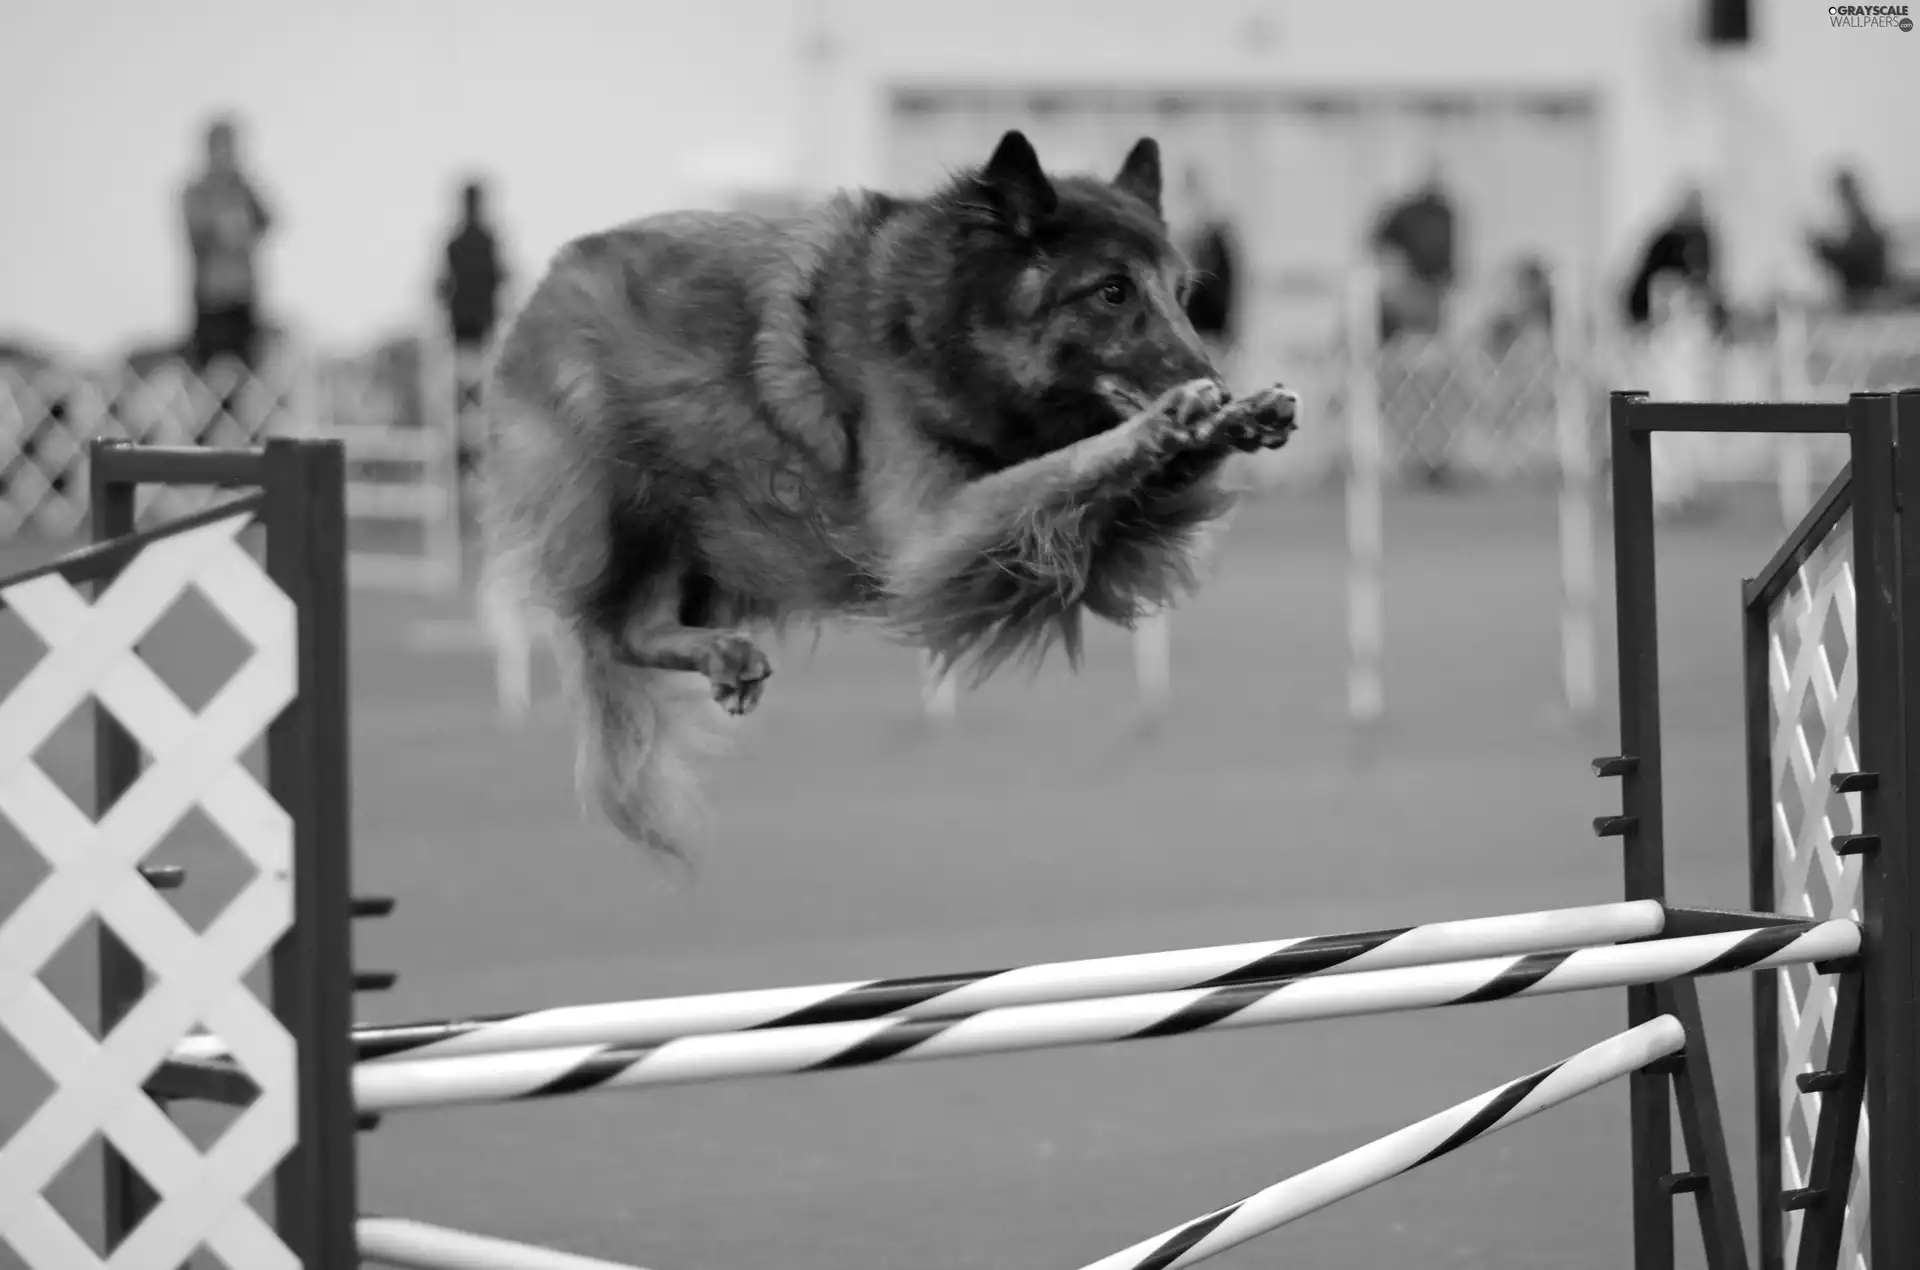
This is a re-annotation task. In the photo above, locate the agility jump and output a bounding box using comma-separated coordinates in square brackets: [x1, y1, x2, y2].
[2, 390, 1917, 1268]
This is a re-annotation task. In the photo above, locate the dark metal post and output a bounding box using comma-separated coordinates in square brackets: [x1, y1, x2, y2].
[262, 438, 360, 1266]
[87, 440, 159, 1250]
[1851, 390, 1920, 1270]
[1608, 391, 1675, 1270]
[1785, 967, 1867, 1270]
[1745, 583, 1785, 1270]
[1658, 978, 1750, 1270]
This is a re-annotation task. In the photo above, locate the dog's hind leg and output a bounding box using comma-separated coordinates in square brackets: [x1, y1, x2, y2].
[616, 568, 773, 716]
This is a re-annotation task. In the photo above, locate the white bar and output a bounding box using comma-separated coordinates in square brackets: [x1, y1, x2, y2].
[1344, 264, 1385, 724]
[176, 900, 1665, 1067]
[1772, 300, 1814, 528]
[348, 553, 459, 592]
[348, 483, 451, 520]
[1549, 260, 1598, 718]
[1075, 1016, 1687, 1269]
[331, 423, 444, 459]
[352, 920, 1854, 1114]
[359, 1217, 649, 1270]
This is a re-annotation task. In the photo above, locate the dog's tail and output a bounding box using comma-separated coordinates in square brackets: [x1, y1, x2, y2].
[477, 524, 728, 855]
[555, 621, 733, 857]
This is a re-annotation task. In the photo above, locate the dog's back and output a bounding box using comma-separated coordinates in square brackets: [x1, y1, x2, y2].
[479, 198, 891, 850]
[484, 202, 882, 605]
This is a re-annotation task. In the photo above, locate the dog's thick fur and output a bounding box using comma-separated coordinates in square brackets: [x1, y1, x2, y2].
[478, 131, 1297, 853]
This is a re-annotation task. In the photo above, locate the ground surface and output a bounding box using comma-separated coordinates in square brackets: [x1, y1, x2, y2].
[1, 482, 1807, 1270]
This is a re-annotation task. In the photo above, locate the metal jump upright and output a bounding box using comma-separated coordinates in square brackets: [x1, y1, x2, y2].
[1603, 390, 1920, 1270]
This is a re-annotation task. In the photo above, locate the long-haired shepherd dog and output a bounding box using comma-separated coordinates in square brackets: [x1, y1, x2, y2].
[478, 130, 1298, 853]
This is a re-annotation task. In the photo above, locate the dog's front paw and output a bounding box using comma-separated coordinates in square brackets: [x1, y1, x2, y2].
[702, 633, 773, 715]
[1214, 384, 1300, 452]
[1137, 378, 1230, 454]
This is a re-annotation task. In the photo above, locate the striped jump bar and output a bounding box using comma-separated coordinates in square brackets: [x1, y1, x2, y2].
[354, 917, 1855, 1114]
[1077, 1016, 1686, 1269]
[360, 1022, 1685, 1270]
[175, 900, 1669, 1067]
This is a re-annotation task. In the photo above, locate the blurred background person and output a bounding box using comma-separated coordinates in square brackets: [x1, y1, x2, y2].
[180, 113, 274, 372]
[1482, 254, 1555, 358]
[436, 176, 510, 476]
[1623, 184, 1726, 336]
[1807, 164, 1891, 313]
[1623, 184, 1739, 519]
[1175, 166, 1240, 372]
[437, 176, 509, 366]
[1370, 160, 1457, 342]
[1372, 238, 1439, 345]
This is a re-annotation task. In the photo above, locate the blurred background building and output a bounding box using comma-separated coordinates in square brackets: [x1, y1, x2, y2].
[2, 0, 1916, 544]
[2, 0, 1915, 363]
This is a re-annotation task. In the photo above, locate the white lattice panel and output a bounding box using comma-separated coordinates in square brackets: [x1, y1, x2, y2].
[1768, 505, 1869, 1270]
[0, 510, 300, 1269]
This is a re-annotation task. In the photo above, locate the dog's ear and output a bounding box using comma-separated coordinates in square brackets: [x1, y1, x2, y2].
[982, 130, 1057, 235]
[1113, 137, 1162, 215]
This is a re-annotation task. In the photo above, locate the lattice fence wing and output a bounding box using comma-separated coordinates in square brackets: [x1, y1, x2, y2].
[0, 510, 300, 1269]
[0, 360, 294, 535]
[0, 349, 430, 544]
[1768, 505, 1869, 1270]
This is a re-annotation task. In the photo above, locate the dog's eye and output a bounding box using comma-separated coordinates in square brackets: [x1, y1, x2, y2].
[1096, 277, 1134, 306]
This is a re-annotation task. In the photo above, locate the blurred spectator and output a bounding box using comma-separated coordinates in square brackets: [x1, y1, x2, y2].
[1807, 165, 1890, 312]
[1177, 167, 1239, 365]
[1624, 185, 1726, 335]
[180, 114, 274, 372]
[437, 177, 509, 356]
[436, 177, 508, 476]
[1374, 240, 1442, 344]
[1371, 162, 1456, 341]
[1483, 255, 1554, 357]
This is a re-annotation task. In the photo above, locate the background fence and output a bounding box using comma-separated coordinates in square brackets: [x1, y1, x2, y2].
[0, 333, 470, 593]
[6, 300, 1918, 597]
[1246, 301, 1920, 498]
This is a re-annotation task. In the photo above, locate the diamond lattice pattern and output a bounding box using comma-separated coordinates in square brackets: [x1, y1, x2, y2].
[1769, 505, 1870, 1270]
[0, 511, 299, 1269]
[0, 364, 293, 541]
[1373, 330, 1562, 482]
